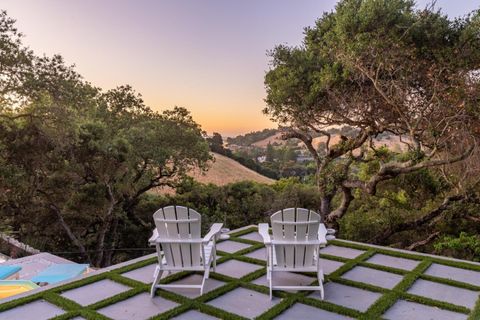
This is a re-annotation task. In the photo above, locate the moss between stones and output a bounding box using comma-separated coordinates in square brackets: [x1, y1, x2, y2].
[1, 226, 480, 320]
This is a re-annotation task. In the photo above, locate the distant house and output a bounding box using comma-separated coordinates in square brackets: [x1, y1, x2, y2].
[296, 155, 314, 163]
[257, 156, 267, 163]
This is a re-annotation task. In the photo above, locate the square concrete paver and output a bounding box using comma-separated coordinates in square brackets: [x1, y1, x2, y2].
[171, 310, 219, 320]
[122, 263, 158, 283]
[164, 274, 225, 298]
[208, 287, 280, 318]
[366, 254, 420, 271]
[341, 266, 403, 289]
[383, 299, 468, 320]
[424, 263, 480, 286]
[252, 272, 315, 291]
[319, 258, 344, 275]
[61, 279, 130, 306]
[239, 232, 263, 242]
[320, 245, 365, 259]
[407, 279, 479, 309]
[97, 292, 178, 320]
[0, 300, 65, 320]
[310, 282, 382, 311]
[216, 241, 251, 253]
[244, 248, 266, 261]
[275, 303, 354, 320]
[214, 259, 262, 278]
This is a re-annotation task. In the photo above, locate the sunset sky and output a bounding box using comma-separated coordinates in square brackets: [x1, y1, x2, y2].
[2, 0, 479, 136]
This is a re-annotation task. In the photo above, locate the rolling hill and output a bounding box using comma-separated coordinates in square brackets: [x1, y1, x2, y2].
[152, 153, 275, 194]
[189, 153, 275, 185]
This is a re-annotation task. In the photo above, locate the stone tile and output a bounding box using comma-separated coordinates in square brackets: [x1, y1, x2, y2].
[207, 287, 280, 318]
[122, 264, 158, 284]
[216, 240, 251, 253]
[244, 247, 266, 260]
[407, 279, 479, 309]
[366, 254, 420, 271]
[252, 272, 315, 291]
[97, 292, 178, 320]
[424, 263, 480, 286]
[319, 258, 344, 275]
[164, 274, 224, 298]
[171, 310, 219, 320]
[320, 245, 365, 259]
[275, 303, 354, 320]
[341, 266, 403, 289]
[0, 300, 65, 320]
[214, 259, 262, 278]
[239, 232, 263, 242]
[61, 279, 130, 306]
[310, 282, 381, 312]
[382, 299, 468, 320]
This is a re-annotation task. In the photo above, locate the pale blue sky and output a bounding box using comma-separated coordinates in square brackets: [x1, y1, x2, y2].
[2, 0, 478, 136]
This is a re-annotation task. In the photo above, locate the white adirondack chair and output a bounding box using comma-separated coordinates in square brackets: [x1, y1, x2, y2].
[259, 208, 326, 299]
[149, 206, 223, 297]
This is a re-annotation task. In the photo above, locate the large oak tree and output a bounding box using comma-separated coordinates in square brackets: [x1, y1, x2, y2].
[264, 0, 480, 231]
[0, 11, 211, 266]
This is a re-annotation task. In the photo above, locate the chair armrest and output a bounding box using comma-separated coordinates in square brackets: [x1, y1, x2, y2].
[258, 223, 271, 244]
[203, 223, 223, 243]
[318, 223, 327, 245]
[148, 229, 159, 245]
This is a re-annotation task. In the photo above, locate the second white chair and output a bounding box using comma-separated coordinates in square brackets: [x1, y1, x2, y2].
[259, 208, 325, 299]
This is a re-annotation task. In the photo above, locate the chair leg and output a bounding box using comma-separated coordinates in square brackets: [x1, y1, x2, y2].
[150, 266, 163, 298]
[317, 270, 324, 300]
[200, 271, 207, 295]
[213, 249, 217, 272]
[269, 270, 273, 300]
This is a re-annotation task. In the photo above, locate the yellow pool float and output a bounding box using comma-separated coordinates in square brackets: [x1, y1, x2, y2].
[0, 280, 39, 299]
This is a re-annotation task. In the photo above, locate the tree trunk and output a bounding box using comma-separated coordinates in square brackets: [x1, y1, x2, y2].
[326, 186, 353, 228]
[94, 184, 116, 267]
[103, 216, 119, 267]
[50, 204, 90, 262]
[320, 196, 332, 220]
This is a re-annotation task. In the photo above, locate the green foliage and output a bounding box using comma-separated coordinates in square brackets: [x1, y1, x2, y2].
[136, 179, 322, 232]
[266, 143, 275, 162]
[435, 233, 480, 262]
[340, 169, 446, 242]
[206, 132, 225, 154]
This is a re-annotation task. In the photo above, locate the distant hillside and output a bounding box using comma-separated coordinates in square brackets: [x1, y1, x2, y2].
[190, 153, 275, 185]
[226, 129, 278, 146]
[252, 132, 287, 147]
[152, 153, 275, 194]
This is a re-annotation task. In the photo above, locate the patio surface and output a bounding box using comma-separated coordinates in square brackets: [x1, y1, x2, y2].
[0, 226, 479, 319]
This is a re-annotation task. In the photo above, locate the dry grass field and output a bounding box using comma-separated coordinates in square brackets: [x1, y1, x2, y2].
[189, 153, 275, 185]
[152, 152, 275, 194]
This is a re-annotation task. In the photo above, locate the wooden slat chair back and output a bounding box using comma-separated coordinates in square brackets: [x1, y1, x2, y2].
[271, 208, 321, 269]
[153, 206, 202, 268]
[149, 206, 223, 297]
[259, 208, 325, 299]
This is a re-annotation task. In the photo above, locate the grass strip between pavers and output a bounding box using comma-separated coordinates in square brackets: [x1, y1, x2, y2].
[1, 227, 480, 320]
[469, 296, 480, 320]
